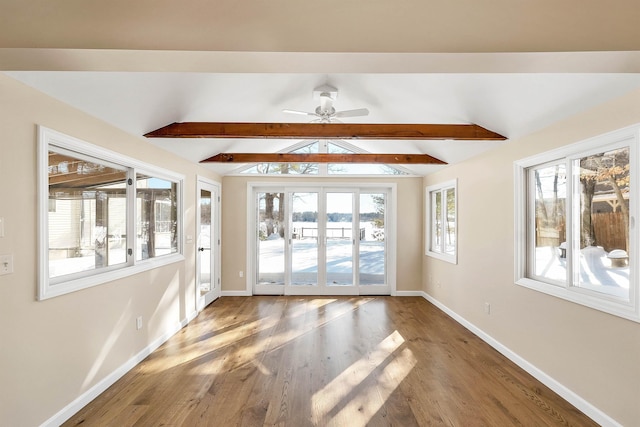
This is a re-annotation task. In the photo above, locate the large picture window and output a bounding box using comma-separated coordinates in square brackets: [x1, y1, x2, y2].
[39, 127, 183, 300]
[426, 179, 457, 264]
[515, 124, 639, 321]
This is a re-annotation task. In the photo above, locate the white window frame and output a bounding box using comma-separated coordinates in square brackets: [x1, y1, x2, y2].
[514, 124, 640, 322]
[38, 126, 184, 300]
[425, 179, 458, 264]
[246, 181, 397, 296]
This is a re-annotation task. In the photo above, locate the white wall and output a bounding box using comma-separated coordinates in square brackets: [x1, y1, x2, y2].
[0, 74, 221, 426]
[423, 88, 640, 426]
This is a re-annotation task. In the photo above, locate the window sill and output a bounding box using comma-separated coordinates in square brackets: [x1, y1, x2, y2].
[38, 254, 185, 300]
[426, 250, 457, 265]
[515, 277, 640, 323]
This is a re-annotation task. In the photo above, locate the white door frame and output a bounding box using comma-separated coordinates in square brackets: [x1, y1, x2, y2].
[196, 177, 221, 311]
[248, 181, 396, 296]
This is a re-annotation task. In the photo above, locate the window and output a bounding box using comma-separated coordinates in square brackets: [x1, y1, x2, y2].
[426, 179, 457, 264]
[515, 124, 640, 322]
[38, 126, 183, 300]
[238, 140, 410, 176]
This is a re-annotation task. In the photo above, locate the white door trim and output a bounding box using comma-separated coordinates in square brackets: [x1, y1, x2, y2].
[247, 181, 396, 296]
[196, 176, 221, 311]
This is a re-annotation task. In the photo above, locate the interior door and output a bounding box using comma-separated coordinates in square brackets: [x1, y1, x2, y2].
[197, 180, 220, 311]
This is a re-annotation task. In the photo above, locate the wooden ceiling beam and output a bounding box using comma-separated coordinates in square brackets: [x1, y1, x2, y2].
[201, 153, 447, 165]
[145, 122, 506, 141]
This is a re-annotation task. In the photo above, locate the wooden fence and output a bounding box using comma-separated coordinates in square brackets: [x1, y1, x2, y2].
[536, 212, 627, 252]
[593, 212, 627, 252]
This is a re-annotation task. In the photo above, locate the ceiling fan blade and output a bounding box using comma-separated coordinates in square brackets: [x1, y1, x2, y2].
[334, 108, 370, 118]
[282, 109, 317, 117]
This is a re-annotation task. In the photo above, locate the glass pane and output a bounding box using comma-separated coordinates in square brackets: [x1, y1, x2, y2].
[199, 189, 212, 295]
[48, 150, 128, 279]
[431, 191, 442, 253]
[136, 175, 178, 260]
[445, 188, 456, 255]
[242, 142, 319, 175]
[575, 148, 630, 299]
[292, 141, 319, 153]
[291, 192, 318, 286]
[242, 163, 319, 175]
[531, 164, 567, 284]
[326, 142, 408, 175]
[328, 163, 408, 175]
[360, 193, 386, 285]
[327, 142, 351, 154]
[257, 192, 285, 285]
[326, 193, 353, 286]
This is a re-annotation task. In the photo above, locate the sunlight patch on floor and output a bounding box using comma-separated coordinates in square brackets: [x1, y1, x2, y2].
[333, 347, 417, 425]
[311, 330, 414, 425]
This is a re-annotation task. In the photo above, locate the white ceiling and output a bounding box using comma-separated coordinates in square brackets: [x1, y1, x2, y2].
[2, 0, 640, 175]
[6, 70, 640, 175]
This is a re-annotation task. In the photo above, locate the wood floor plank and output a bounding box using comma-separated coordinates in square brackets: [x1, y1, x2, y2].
[63, 296, 599, 427]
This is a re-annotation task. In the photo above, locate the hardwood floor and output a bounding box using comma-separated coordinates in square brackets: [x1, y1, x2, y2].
[64, 297, 598, 426]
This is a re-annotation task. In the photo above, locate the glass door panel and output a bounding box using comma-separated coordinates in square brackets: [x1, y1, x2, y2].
[197, 181, 220, 311]
[326, 192, 354, 286]
[291, 192, 318, 286]
[198, 189, 212, 296]
[359, 193, 386, 286]
[252, 186, 392, 296]
[257, 192, 286, 286]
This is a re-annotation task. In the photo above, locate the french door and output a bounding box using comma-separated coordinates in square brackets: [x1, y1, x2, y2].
[253, 185, 393, 296]
[196, 178, 221, 311]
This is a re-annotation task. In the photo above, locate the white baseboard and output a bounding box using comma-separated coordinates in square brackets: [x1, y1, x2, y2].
[395, 290, 425, 297]
[420, 291, 621, 427]
[41, 316, 192, 427]
[221, 290, 252, 297]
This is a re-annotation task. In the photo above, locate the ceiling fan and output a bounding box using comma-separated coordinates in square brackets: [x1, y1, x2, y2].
[282, 84, 369, 122]
[144, 83, 507, 165]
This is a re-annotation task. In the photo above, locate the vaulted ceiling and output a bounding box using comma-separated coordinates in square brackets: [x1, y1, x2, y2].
[2, 0, 640, 175]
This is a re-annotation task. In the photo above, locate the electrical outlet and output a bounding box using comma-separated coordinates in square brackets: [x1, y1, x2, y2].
[0, 254, 13, 275]
[484, 303, 491, 315]
[0, 217, 4, 238]
[239, 271, 244, 278]
[136, 316, 143, 330]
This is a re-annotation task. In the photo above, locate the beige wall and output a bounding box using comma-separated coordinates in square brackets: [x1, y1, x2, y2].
[0, 74, 221, 426]
[423, 88, 640, 426]
[221, 176, 424, 293]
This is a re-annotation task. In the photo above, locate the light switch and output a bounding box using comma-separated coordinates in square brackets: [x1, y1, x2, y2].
[0, 254, 13, 275]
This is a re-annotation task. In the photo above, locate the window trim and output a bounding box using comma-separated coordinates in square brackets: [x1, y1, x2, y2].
[425, 179, 458, 264]
[514, 124, 640, 322]
[38, 126, 185, 300]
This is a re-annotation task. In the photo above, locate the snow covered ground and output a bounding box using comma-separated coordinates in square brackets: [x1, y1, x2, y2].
[258, 221, 385, 286]
[535, 245, 629, 299]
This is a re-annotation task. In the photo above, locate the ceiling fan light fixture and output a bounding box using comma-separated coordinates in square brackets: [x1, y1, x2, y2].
[284, 85, 369, 122]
